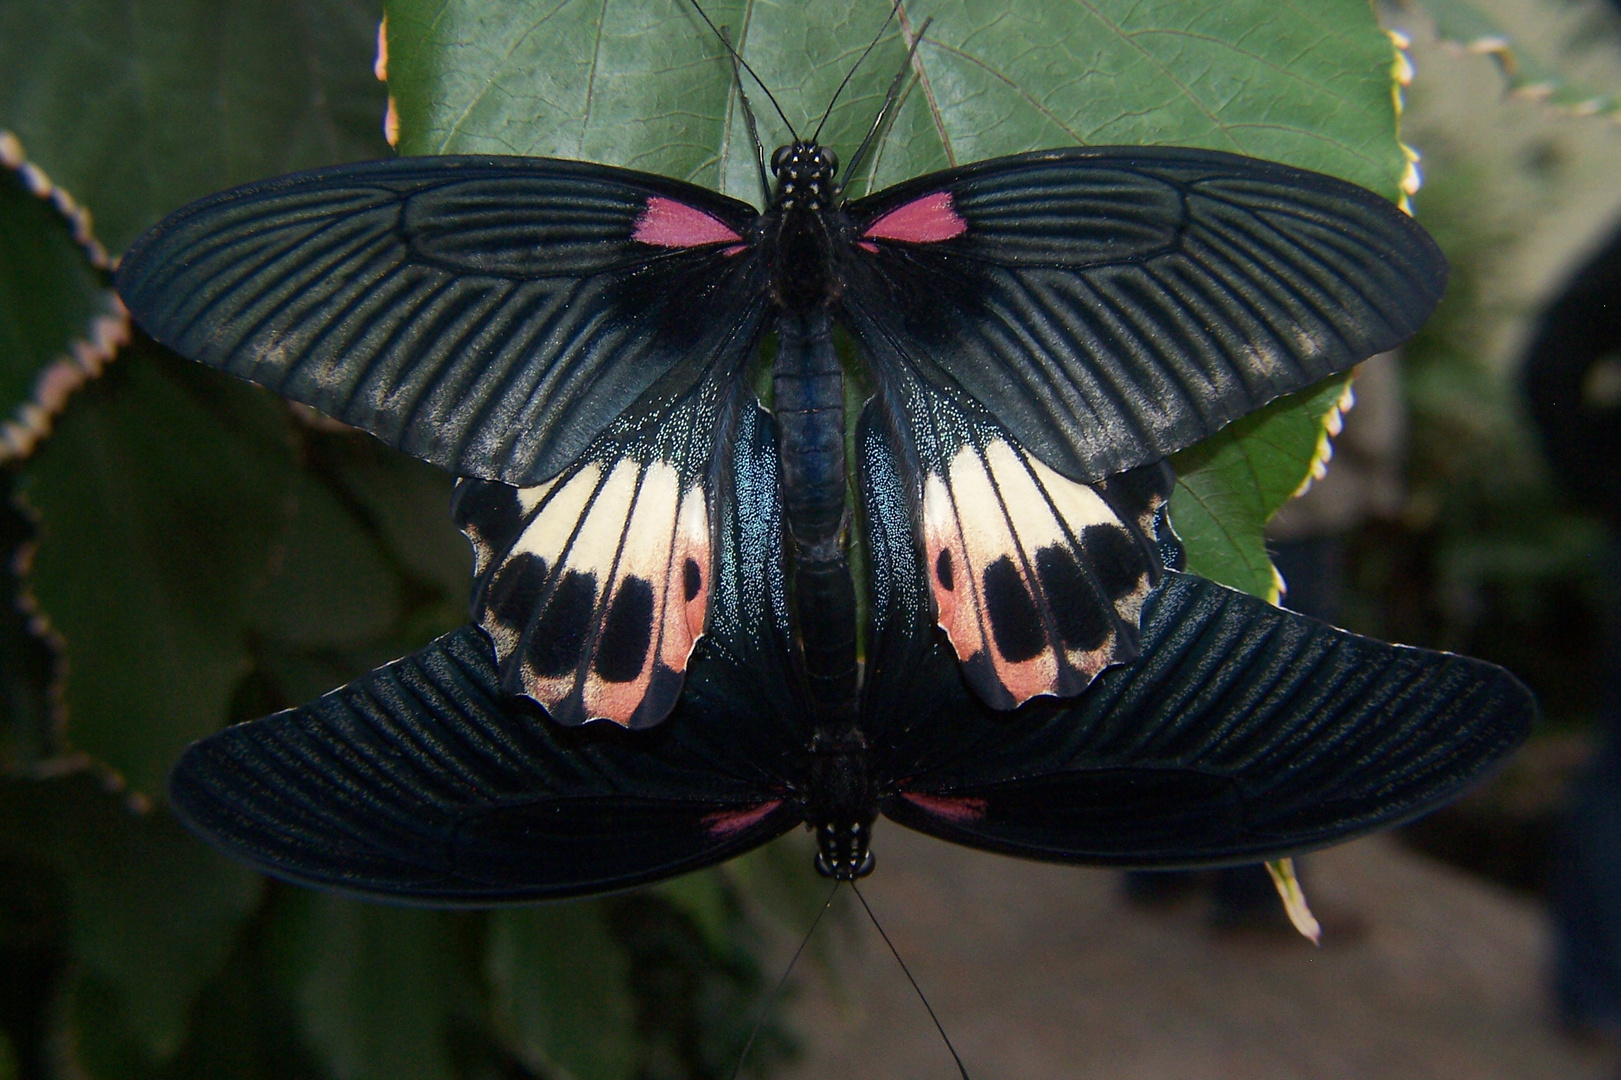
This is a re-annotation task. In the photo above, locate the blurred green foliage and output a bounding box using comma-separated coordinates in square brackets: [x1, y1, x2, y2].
[1343, 126, 1612, 732]
[0, 0, 1414, 1077]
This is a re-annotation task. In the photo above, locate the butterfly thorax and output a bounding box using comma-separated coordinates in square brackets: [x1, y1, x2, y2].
[806, 727, 877, 880]
[766, 142, 842, 313]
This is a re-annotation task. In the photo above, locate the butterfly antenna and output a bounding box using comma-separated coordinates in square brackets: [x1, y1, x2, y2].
[685, 0, 798, 141]
[811, 0, 905, 144]
[729, 881, 840, 1080]
[842, 16, 933, 190]
[720, 27, 772, 202]
[851, 881, 971, 1080]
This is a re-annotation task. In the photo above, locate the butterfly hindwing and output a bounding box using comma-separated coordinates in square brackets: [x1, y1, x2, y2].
[169, 405, 800, 902]
[881, 571, 1533, 866]
[454, 377, 748, 728]
[854, 414, 1534, 868]
[842, 145, 1447, 484]
[115, 156, 768, 486]
[879, 384, 1170, 709]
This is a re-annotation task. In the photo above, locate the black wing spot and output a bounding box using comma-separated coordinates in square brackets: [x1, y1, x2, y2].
[1036, 546, 1110, 652]
[454, 479, 527, 553]
[936, 548, 954, 591]
[1085, 524, 1150, 600]
[684, 557, 702, 602]
[1103, 462, 1175, 519]
[487, 553, 549, 629]
[595, 577, 655, 683]
[982, 556, 1044, 663]
[527, 570, 597, 677]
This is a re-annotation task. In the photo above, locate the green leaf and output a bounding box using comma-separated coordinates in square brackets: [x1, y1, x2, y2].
[0, 1029, 14, 1080]
[0, 774, 262, 1066]
[0, 0, 390, 254]
[386, 0, 1406, 590]
[325, 439, 473, 603]
[650, 871, 731, 955]
[1415, 0, 1621, 122]
[16, 341, 298, 797]
[488, 904, 637, 1080]
[0, 475, 57, 773]
[386, 0, 1404, 198]
[271, 894, 469, 1080]
[247, 473, 404, 650]
[0, 157, 123, 462]
[1171, 376, 1352, 599]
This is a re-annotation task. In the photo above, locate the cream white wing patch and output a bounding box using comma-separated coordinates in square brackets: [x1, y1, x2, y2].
[455, 461, 711, 729]
[921, 438, 1170, 710]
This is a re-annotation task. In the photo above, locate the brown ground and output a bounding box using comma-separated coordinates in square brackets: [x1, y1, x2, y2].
[780, 825, 1615, 1080]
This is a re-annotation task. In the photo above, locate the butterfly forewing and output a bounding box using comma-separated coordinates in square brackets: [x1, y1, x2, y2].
[880, 571, 1532, 866]
[842, 146, 1447, 485]
[115, 156, 767, 487]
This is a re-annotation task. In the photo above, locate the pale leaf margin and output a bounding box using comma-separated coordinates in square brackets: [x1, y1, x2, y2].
[0, 130, 129, 463]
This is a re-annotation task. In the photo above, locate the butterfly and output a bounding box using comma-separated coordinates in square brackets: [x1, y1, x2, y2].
[166, 402, 1531, 899]
[114, 16, 1447, 729]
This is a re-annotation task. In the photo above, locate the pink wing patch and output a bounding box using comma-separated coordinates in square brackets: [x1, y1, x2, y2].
[703, 801, 785, 838]
[902, 793, 988, 823]
[634, 196, 743, 248]
[863, 192, 968, 244]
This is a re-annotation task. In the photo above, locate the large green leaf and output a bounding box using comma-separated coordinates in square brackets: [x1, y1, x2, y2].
[0, 157, 123, 463]
[16, 341, 298, 797]
[387, 0, 1403, 198]
[0, 774, 261, 1067]
[323, 439, 473, 604]
[488, 905, 637, 1080]
[246, 474, 404, 651]
[270, 894, 470, 1080]
[387, 0, 1408, 595]
[0, 0, 389, 255]
[1171, 376, 1353, 599]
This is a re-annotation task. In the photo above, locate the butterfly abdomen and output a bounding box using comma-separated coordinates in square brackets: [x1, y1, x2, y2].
[773, 310, 860, 712]
[774, 312, 846, 550]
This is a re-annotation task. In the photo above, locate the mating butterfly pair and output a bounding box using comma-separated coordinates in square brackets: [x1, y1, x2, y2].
[117, 143, 1448, 729]
[115, 55, 1530, 892]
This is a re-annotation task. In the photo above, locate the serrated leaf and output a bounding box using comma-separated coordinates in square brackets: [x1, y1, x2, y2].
[386, 0, 1404, 199]
[488, 905, 637, 1080]
[17, 340, 298, 797]
[0, 774, 262, 1066]
[325, 439, 473, 602]
[0, 0, 389, 254]
[271, 893, 468, 1080]
[1416, 0, 1621, 121]
[248, 473, 403, 650]
[0, 160, 122, 461]
[0, 475, 56, 773]
[1171, 376, 1352, 599]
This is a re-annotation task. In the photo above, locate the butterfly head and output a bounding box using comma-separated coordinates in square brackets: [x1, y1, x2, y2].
[770, 141, 840, 209]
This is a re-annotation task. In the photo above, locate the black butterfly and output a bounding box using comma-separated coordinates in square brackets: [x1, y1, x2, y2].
[115, 52, 1446, 729]
[167, 404, 1531, 900]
